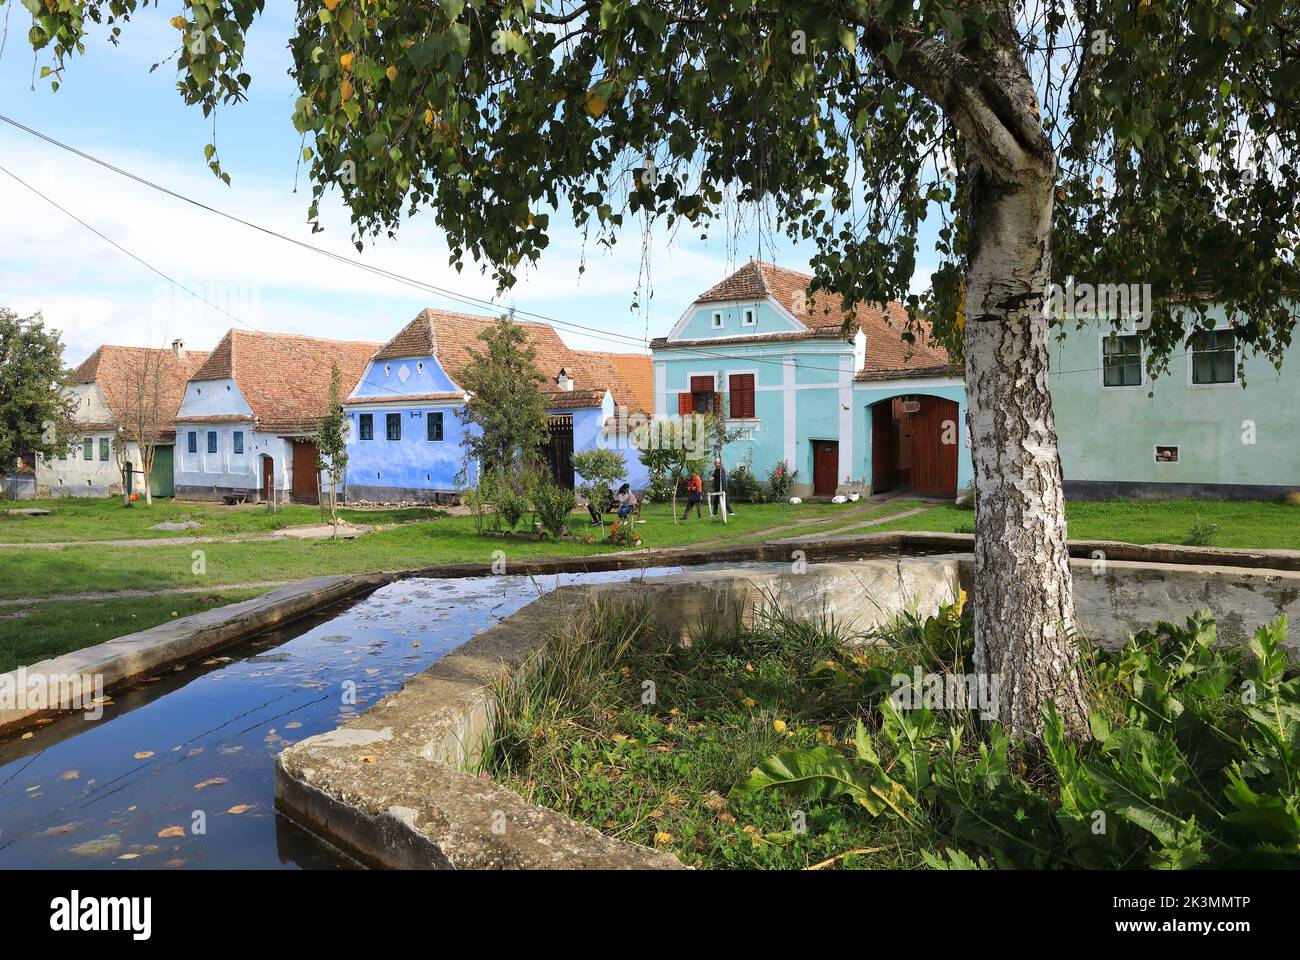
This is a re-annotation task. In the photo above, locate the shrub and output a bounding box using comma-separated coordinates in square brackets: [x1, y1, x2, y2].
[955, 486, 975, 510]
[728, 459, 764, 504]
[766, 460, 797, 501]
[464, 470, 501, 534]
[1185, 518, 1220, 547]
[497, 485, 530, 531]
[532, 480, 576, 539]
[606, 517, 641, 547]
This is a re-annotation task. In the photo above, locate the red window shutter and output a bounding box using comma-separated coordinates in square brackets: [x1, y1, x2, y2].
[729, 374, 755, 418]
[690, 375, 714, 393]
[678, 392, 693, 415]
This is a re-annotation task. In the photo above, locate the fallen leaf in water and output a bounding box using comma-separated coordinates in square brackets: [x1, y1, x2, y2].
[173, 664, 186, 671]
[60, 769, 79, 780]
[285, 721, 302, 730]
[163, 859, 186, 869]
[117, 853, 141, 860]
[41, 822, 81, 837]
[35, 718, 53, 725]
[226, 804, 256, 815]
[133, 751, 154, 760]
[412, 641, 421, 648]
[157, 826, 186, 838]
[194, 777, 228, 790]
[20, 732, 33, 740]
[187, 748, 204, 757]
[357, 755, 379, 764]
[26, 785, 40, 792]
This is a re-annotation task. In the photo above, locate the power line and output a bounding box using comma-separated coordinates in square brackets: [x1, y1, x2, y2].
[0, 113, 1163, 384]
[0, 111, 884, 377]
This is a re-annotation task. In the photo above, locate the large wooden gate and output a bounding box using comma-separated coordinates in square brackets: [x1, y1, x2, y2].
[908, 397, 959, 497]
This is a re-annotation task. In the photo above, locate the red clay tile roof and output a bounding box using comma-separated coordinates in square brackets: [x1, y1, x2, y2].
[188, 329, 380, 434]
[856, 363, 962, 382]
[72, 345, 210, 436]
[369, 309, 653, 413]
[676, 260, 951, 374]
[346, 392, 467, 405]
[541, 387, 608, 409]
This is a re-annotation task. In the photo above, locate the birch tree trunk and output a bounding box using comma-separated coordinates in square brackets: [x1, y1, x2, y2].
[964, 165, 1090, 741]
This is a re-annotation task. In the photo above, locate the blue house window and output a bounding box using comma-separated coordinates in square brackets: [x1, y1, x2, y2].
[206, 431, 217, 454]
[359, 414, 373, 440]
[233, 431, 244, 455]
[427, 411, 444, 442]
[187, 431, 197, 454]
[386, 413, 401, 441]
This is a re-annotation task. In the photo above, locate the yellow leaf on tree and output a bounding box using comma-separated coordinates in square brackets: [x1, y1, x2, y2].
[584, 93, 607, 118]
[340, 79, 353, 102]
[340, 53, 354, 73]
[323, 0, 339, 10]
[386, 65, 398, 82]
[170, 16, 187, 30]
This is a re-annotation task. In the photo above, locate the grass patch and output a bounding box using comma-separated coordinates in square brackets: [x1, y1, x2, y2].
[869, 498, 1300, 550]
[0, 496, 449, 544]
[0, 501, 857, 601]
[0, 588, 270, 672]
[480, 600, 938, 868]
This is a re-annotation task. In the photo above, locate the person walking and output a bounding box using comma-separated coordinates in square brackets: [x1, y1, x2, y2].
[681, 471, 704, 520]
[712, 458, 735, 515]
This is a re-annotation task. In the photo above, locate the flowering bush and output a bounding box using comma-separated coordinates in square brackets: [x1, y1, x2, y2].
[606, 518, 641, 547]
[767, 460, 797, 501]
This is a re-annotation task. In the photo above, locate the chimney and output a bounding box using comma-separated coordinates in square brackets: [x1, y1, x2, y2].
[171, 338, 186, 360]
[555, 368, 574, 392]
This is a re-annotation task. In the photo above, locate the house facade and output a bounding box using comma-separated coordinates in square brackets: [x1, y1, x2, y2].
[1049, 302, 1300, 499]
[342, 309, 653, 503]
[651, 261, 972, 498]
[35, 341, 208, 498]
[173, 330, 378, 502]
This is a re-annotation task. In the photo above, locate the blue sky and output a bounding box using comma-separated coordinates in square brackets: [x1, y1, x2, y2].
[0, 6, 935, 367]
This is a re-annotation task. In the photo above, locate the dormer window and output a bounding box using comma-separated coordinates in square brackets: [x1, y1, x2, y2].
[741, 308, 756, 327]
[555, 368, 574, 392]
[711, 311, 723, 329]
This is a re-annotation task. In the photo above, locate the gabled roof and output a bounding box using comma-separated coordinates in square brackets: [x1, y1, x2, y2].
[658, 260, 951, 375]
[189, 329, 380, 433]
[72, 345, 210, 438]
[368, 308, 654, 413]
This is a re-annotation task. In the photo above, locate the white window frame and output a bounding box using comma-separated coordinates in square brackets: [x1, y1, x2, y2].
[741, 307, 756, 327]
[1186, 326, 1239, 388]
[710, 311, 724, 329]
[1098, 332, 1145, 390]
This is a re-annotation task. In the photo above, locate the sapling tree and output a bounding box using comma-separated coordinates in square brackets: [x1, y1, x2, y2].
[315, 363, 348, 535]
[572, 448, 627, 528]
[21, 0, 1300, 739]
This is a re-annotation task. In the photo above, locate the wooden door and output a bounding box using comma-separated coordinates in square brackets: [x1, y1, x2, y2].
[812, 440, 838, 496]
[909, 397, 959, 497]
[292, 442, 320, 504]
[151, 445, 174, 498]
[542, 416, 575, 489]
[261, 456, 275, 502]
[871, 401, 897, 493]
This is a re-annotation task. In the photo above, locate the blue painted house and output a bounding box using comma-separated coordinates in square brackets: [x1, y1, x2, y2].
[343, 309, 653, 502]
[650, 261, 971, 498]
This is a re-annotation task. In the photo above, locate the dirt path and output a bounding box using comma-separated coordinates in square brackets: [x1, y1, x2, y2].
[0, 581, 291, 607]
[0, 523, 376, 549]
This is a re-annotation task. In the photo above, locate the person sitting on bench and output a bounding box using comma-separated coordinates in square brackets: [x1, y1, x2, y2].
[615, 482, 639, 521]
[681, 471, 704, 520]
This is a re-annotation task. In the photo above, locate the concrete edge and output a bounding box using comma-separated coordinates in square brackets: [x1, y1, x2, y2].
[0, 572, 390, 736]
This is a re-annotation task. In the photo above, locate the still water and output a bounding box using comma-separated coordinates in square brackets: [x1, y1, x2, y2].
[0, 568, 691, 869]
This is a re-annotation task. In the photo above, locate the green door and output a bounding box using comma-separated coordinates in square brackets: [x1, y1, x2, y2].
[151, 445, 175, 498]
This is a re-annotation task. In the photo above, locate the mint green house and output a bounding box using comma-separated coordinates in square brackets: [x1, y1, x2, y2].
[650, 261, 970, 498]
[1049, 303, 1300, 499]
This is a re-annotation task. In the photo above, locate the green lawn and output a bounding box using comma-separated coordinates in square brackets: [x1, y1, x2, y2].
[0, 588, 270, 672]
[0, 496, 448, 543]
[869, 498, 1300, 550]
[0, 500, 864, 601]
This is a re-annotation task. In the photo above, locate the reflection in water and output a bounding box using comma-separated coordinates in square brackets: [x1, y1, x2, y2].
[0, 567, 692, 869]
